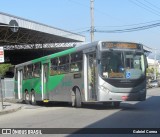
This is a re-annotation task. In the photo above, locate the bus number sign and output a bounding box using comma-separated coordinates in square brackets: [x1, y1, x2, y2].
[102, 42, 139, 49]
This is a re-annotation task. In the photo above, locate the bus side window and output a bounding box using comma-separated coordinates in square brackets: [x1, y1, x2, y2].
[70, 52, 82, 72]
[24, 66, 28, 79]
[50, 58, 58, 75]
[70, 63, 79, 72]
[27, 65, 33, 79]
[33, 62, 41, 77]
[58, 55, 69, 74]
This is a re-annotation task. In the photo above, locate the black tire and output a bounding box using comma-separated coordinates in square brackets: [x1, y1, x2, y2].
[24, 92, 30, 104]
[30, 92, 37, 105]
[75, 89, 82, 108]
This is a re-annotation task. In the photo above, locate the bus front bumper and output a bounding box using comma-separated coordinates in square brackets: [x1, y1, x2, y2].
[98, 87, 146, 102]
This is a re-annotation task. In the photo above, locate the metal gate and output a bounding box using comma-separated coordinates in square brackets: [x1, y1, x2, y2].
[1, 78, 14, 98]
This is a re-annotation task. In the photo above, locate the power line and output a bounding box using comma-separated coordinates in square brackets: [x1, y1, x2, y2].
[69, 27, 90, 32]
[95, 20, 160, 28]
[129, 0, 160, 17]
[74, 21, 160, 34]
[67, 0, 160, 34]
[76, 30, 90, 34]
[143, 0, 160, 11]
[94, 22, 160, 33]
[71, 20, 160, 33]
[135, 0, 160, 14]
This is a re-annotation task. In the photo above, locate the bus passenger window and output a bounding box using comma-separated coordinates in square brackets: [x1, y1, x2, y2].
[58, 55, 69, 74]
[50, 58, 58, 75]
[27, 65, 33, 79]
[70, 52, 83, 72]
[33, 63, 41, 77]
[71, 52, 82, 62]
[23, 66, 27, 79]
[71, 63, 79, 72]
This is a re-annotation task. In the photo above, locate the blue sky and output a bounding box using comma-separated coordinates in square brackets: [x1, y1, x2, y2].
[1, 0, 160, 50]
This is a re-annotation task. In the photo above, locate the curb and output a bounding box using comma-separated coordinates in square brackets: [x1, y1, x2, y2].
[0, 106, 22, 115]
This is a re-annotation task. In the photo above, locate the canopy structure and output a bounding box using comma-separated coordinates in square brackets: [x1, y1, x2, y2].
[0, 12, 85, 64]
[0, 12, 85, 46]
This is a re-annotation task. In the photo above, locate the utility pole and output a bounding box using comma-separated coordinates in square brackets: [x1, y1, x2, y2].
[90, 0, 94, 42]
[0, 75, 3, 110]
[0, 47, 4, 110]
[154, 49, 157, 80]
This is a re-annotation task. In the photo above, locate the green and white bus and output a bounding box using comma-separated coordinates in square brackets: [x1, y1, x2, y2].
[14, 41, 148, 107]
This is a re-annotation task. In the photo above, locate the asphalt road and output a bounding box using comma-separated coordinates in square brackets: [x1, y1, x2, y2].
[0, 88, 160, 137]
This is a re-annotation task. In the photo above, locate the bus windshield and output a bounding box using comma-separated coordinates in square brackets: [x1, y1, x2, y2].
[100, 50, 145, 79]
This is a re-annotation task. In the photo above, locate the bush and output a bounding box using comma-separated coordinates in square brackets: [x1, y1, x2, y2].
[0, 64, 12, 76]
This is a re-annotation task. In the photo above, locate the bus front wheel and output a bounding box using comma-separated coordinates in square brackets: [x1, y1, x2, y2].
[71, 90, 76, 107]
[75, 89, 82, 108]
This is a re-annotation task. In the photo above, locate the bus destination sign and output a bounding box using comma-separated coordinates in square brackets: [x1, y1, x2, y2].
[102, 42, 141, 50]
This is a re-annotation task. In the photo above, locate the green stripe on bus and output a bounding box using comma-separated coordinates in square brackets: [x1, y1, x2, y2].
[48, 75, 65, 92]
[22, 78, 41, 94]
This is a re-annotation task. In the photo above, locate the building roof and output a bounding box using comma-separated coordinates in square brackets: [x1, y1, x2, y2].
[0, 12, 85, 46]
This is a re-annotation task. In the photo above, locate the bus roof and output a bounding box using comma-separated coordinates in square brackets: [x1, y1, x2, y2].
[15, 41, 145, 68]
[15, 41, 99, 68]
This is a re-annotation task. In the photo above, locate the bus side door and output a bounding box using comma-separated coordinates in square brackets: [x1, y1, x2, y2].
[42, 62, 49, 100]
[17, 69, 23, 100]
[84, 47, 97, 101]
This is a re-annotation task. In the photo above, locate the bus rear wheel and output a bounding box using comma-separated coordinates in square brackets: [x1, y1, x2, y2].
[24, 92, 30, 104]
[31, 92, 37, 105]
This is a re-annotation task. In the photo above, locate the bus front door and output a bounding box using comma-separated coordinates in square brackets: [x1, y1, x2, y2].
[17, 70, 23, 100]
[42, 63, 49, 101]
[87, 53, 97, 101]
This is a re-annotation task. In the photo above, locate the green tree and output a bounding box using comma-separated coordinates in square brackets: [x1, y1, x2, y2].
[0, 64, 12, 76]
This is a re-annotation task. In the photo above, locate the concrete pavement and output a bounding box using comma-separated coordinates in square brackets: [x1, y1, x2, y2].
[0, 99, 22, 115]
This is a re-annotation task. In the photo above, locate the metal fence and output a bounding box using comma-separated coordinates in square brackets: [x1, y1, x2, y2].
[1, 78, 14, 99]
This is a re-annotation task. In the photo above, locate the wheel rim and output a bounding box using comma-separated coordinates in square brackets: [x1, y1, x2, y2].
[71, 91, 75, 107]
[26, 93, 29, 101]
[75, 89, 82, 107]
[31, 94, 35, 103]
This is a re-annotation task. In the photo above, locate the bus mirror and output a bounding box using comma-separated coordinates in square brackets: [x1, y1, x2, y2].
[144, 55, 148, 68]
[146, 61, 148, 68]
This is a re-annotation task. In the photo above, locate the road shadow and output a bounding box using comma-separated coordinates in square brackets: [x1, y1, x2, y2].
[64, 96, 160, 136]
